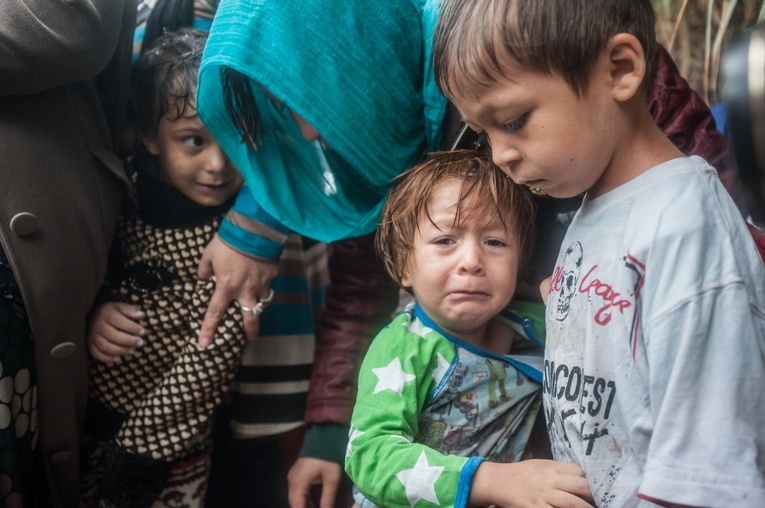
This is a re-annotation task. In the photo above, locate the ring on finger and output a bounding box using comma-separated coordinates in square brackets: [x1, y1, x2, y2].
[239, 302, 266, 315]
[258, 289, 275, 305]
[239, 289, 276, 316]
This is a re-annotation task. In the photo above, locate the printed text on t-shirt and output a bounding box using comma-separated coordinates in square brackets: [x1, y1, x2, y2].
[551, 264, 632, 325]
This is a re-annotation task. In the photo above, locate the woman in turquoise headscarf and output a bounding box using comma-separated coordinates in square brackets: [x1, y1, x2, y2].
[195, 0, 445, 340]
[194, 0, 446, 506]
[198, 0, 445, 243]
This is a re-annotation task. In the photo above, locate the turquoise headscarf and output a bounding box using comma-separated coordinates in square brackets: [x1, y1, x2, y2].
[197, 0, 446, 242]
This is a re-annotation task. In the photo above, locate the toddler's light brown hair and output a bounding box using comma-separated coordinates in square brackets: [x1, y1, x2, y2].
[376, 150, 536, 290]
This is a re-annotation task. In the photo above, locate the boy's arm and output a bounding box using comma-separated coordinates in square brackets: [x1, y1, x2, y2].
[639, 286, 765, 506]
[346, 322, 592, 508]
[650, 46, 765, 261]
[636, 194, 765, 506]
[345, 320, 477, 508]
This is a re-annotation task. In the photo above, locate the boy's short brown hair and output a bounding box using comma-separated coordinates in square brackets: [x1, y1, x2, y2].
[376, 150, 536, 289]
[433, 0, 657, 99]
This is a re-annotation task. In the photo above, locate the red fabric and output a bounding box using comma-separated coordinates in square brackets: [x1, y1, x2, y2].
[649, 45, 746, 212]
[748, 224, 765, 262]
[305, 233, 399, 424]
[650, 45, 764, 261]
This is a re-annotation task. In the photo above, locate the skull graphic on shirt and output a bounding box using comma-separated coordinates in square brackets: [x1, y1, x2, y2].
[556, 242, 583, 321]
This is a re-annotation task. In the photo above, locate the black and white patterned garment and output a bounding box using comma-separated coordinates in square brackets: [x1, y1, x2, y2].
[0, 246, 37, 508]
[81, 166, 244, 508]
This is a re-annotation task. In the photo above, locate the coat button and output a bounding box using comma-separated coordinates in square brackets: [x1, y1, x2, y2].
[50, 342, 76, 359]
[50, 450, 72, 464]
[9, 213, 39, 237]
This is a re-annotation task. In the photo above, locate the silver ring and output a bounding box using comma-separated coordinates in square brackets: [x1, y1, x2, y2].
[258, 289, 276, 305]
[239, 302, 265, 315]
[239, 289, 275, 316]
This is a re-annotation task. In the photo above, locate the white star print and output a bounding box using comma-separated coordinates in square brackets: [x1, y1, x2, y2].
[372, 357, 416, 395]
[395, 451, 444, 507]
[405, 318, 434, 338]
[346, 427, 365, 458]
[432, 353, 450, 384]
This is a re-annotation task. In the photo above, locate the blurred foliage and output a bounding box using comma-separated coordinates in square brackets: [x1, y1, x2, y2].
[653, 0, 765, 104]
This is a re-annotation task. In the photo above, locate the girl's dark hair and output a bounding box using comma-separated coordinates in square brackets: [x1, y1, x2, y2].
[141, 0, 195, 61]
[135, 28, 207, 136]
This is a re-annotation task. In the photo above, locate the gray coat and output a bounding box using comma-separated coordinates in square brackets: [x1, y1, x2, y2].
[0, 1, 136, 505]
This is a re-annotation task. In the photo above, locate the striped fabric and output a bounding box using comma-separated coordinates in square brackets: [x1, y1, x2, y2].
[227, 235, 329, 438]
[217, 187, 292, 260]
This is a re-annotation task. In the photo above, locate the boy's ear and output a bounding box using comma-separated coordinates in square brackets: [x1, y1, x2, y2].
[142, 132, 161, 156]
[604, 33, 647, 103]
[400, 269, 412, 288]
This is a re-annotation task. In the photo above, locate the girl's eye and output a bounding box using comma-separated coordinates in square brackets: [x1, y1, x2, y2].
[503, 113, 529, 133]
[486, 238, 508, 248]
[183, 136, 204, 148]
[434, 237, 455, 246]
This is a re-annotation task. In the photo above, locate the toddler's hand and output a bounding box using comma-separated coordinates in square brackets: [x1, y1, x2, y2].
[470, 459, 593, 508]
[87, 302, 145, 363]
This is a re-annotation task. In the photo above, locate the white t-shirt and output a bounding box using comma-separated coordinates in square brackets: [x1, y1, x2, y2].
[544, 156, 765, 507]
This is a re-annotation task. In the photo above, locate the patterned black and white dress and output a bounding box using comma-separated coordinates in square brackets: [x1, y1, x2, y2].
[81, 166, 244, 508]
[0, 247, 37, 508]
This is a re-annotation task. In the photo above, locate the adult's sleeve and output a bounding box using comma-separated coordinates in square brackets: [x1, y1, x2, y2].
[648, 45, 765, 258]
[649, 44, 744, 210]
[303, 233, 400, 427]
[217, 186, 293, 261]
[0, 1, 127, 94]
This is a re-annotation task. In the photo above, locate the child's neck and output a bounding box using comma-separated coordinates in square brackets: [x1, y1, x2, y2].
[480, 318, 519, 355]
[452, 323, 517, 356]
[416, 306, 517, 355]
[589, 105, 685, 199]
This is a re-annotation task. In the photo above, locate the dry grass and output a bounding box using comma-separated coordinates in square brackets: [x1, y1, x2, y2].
[653, 0, 765, 105]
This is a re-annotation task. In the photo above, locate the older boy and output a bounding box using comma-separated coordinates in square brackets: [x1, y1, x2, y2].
[434, 1, 765, 506]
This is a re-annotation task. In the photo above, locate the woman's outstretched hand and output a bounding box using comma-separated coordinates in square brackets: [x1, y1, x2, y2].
[197, 233, 279, 347]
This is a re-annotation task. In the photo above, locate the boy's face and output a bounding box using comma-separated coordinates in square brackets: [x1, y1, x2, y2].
[453, 61, 624, 199]
[401, 179, 520, 343]
[144, 101, 243, 207]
